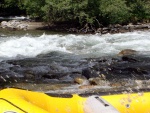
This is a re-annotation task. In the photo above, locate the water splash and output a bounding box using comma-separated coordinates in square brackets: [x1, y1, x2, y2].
[0, 31, 150, 60]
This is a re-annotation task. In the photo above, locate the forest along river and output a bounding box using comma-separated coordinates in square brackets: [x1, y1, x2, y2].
[0, 29, 150, 94]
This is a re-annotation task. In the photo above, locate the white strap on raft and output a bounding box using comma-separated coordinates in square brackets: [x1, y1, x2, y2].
[84, 96, 120, 113]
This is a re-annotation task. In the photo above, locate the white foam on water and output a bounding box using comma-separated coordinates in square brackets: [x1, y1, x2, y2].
[0, 31, 150, 60]
[0, 34, 69, 59]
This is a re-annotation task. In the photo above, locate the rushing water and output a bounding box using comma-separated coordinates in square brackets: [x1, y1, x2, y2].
[0, 29, 150, 93]
[0, 30, 150, 61]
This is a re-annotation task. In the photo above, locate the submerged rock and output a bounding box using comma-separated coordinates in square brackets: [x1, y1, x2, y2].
[74, 76, 90, 85]
[118, 49, 137, 56]
[89, 77, 109, 86]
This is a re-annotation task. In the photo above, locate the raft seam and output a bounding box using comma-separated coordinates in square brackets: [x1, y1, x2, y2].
[0, 98, 28, 113]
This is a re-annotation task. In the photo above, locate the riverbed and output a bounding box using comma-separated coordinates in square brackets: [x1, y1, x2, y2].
[0, 29, 150, 94]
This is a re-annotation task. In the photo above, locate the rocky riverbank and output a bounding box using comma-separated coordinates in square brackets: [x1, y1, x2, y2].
[0, 20, 150, 34]
[0, 20, 47, 30]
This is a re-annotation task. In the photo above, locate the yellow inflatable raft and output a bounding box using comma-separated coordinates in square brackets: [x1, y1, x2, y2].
[0, 88, 150, 113]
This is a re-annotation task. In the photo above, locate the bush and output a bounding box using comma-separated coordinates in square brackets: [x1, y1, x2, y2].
[42, 0, 90, 26]
[127, 0, 150, 22]
[99, 0, 130, 25]
[22, 0, 45, 19]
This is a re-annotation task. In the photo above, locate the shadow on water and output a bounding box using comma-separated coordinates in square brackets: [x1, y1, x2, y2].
[0, 28, 70, 37]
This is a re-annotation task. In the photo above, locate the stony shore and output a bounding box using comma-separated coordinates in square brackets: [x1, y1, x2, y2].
[0, 20, 46, 30]
[0, 20, 150, 34]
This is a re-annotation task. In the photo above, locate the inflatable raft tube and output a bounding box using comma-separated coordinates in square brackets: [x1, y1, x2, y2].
[0, 88, 150, 113]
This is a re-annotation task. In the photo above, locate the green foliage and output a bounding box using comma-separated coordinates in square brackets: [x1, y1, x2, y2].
[1, 0, 150, 27]
[2, 0, 18, 7]
[22, 0, 45, 19]
[35, 0, 131, 26]
[128, 0, 150, 22]
[42, 0, 99, 27]
[42, 0, 74, 22]
[42, 0, 88, 24]
[0, 0, 25, 16]
[99, 0, 130, 25]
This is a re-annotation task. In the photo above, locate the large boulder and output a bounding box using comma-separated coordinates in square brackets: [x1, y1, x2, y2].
[0, 20, 28, 30]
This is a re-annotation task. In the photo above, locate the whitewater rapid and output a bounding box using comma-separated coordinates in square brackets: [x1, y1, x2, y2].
[0, 30, 150, 61]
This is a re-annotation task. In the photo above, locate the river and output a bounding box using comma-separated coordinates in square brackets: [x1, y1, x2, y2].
[1, 30, 150, 60]
[0, 29, 150, 94]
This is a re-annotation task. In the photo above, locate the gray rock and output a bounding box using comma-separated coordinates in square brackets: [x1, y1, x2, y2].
[0, 20, 28, 30]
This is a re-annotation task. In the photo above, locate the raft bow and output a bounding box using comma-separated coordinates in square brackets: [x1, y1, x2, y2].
[0, 88, 150, 113]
